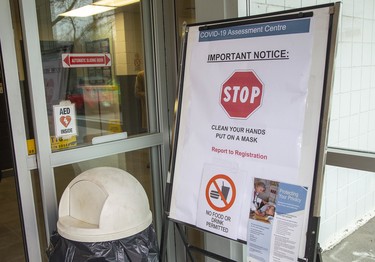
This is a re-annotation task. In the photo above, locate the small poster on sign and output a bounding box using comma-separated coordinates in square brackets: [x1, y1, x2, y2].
[247, 178, 308, 262]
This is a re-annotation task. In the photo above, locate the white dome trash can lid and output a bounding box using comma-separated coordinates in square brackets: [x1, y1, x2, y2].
[57, 167, 153, 242]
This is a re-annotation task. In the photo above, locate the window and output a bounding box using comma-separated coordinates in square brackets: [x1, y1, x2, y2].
[36, 0, 150, 151]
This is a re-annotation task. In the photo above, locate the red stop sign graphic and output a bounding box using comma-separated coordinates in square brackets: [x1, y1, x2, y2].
[220, 70, 263, 119]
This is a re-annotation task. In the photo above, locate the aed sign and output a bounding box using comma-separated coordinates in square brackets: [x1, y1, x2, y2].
[53, 104, 77, 137]
[220, 70, 264, 119]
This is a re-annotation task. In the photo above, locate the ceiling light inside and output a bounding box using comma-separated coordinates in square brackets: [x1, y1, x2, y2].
[93, 0, 140, 7]
[59, 5, 115, 17]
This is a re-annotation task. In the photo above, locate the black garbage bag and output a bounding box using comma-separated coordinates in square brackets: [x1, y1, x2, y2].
[47, 225, 159, 262]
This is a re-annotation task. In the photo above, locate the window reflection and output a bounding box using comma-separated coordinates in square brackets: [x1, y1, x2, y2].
[54, 148, 154, 214]
[31, 170, 48, 262]
[36, 0, 148, 152]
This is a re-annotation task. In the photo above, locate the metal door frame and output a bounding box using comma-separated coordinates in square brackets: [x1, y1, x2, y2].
[0, 0, 41, 260]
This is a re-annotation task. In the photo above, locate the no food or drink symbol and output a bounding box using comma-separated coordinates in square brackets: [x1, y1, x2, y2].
[205, 174, 236, 212]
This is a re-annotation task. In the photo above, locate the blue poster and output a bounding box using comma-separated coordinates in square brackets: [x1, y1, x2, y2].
[248, 178, 308, 262]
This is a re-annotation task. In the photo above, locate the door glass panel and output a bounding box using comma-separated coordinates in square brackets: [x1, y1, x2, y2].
[0, 47, 26, 261]
[319, 166, 375, 256]
[31, 170, 48, 262]
[54, 148, 154, 214]
[0, 171, 26, 261]
[36, 0, 148, 151]
[326, 3, 375, 154]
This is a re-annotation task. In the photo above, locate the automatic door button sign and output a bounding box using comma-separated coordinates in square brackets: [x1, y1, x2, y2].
[205, 174, 236, 212]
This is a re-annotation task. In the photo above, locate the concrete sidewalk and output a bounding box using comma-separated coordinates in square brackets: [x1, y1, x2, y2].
[321, 216, 375, 261]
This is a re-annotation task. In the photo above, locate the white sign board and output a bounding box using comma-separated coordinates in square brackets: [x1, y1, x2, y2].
[53, 102, 78, 137]
[168, 4, 337, 262]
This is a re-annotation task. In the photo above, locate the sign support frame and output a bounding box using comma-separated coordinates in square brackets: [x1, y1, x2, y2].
[303, 4, 340, 262]
[160, 3, 340, 261]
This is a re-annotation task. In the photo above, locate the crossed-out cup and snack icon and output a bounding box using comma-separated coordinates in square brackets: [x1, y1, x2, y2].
[210, 182, 230, 201]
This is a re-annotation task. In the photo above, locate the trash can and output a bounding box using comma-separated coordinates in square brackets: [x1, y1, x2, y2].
[47, 167, 159, 261]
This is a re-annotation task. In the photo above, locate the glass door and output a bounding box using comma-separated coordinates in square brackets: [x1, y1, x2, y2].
[0, 0, 44, 260]
[0, 45, 27, 262]
[1, 0, 175, 259]
[16, 1, 170, 260]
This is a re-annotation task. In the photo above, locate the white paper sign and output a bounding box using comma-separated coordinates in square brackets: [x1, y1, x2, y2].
[196, 164, 247, 239]
[170, 17, 314, 242]
[53, 102, 77, 137]
[247, 179, 308, 262]
[168, 4, 335, 261]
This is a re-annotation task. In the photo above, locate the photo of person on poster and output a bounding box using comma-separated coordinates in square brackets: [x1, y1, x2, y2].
[250, 180, 267, 215]
[250, 178, 279, 220]
[251, 203, 276, 223]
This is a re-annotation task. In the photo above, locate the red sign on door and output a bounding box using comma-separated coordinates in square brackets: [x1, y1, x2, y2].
[62, 53, 111, 68]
